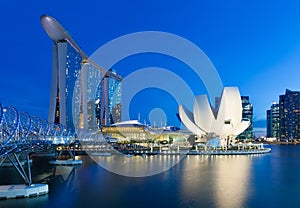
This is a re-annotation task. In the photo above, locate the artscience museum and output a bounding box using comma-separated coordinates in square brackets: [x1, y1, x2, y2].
[179, 87, 250, 147]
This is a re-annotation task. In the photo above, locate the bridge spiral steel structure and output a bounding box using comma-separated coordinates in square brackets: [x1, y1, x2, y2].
[0, 102, 76, 185]
[0, 102, 75, 158]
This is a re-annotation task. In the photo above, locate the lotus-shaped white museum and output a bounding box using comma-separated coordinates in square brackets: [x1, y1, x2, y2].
[178, 87, 250, 146]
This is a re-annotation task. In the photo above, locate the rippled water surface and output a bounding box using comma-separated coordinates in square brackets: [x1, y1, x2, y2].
[1, 144, 300, 208]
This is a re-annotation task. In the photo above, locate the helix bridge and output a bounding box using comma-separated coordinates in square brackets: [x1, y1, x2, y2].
[0, 102, 75, 186]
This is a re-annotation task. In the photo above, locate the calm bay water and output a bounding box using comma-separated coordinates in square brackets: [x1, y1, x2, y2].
[1, 144, 300, 208]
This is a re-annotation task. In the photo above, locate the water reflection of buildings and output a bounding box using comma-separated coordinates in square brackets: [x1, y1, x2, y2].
[52, 165, 80, 186]
[179, 156, 251, 208]
[91, 154, 183, 177]
[213, 156, 251, 208]
[179, 155, 211, 205]
[39, 161, 81, 193]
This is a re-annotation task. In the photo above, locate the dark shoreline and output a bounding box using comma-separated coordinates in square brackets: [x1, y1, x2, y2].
[263, 141, 300, 145]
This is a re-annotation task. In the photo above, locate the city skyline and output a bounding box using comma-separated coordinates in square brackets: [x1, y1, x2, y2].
[1, 1, 300, 135]
[267, 89, 300, 140]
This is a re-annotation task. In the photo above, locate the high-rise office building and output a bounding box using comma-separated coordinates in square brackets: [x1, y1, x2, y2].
[266, 102, 280, 138]
[41, 15, 122, 130]
[279, 89, 300, 140]
[237, 96, 253, 140]
[266, 110, 271, 138]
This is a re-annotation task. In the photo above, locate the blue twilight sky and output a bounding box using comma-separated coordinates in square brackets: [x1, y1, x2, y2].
[1, 0, 300, 135]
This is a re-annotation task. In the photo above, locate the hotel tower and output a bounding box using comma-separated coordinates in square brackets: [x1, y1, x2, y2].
[40, 15, 122, 130]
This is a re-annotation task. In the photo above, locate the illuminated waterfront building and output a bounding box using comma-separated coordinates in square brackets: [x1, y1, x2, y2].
[266, 102, 280, 138]
[236, 96, 253, 140]
[267, 110, 271, 138]
[99, 69, 122, 126]
[41, 15, 122, 130]
[179, 87, 250, 146]
[279, 89, 300, 140]
[102, 120, 190, 144]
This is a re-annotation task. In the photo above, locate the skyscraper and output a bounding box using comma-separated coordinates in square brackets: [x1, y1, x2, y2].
[266, 102, 280, 138]
[41, 15, 122, 130]
[45, 30, 84, 129]
[237, 96, 253, 140]
[96, 69, 122, 126]
[266, 110, 271, 138]
[279, 89, 300, 140]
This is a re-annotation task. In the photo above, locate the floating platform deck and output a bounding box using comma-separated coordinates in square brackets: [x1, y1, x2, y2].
[0, 184, 48, 199]
[49, 159, 82, 165]
[127, 148, 271, 156]
[186, 148, 272, 155]
[90, 152, 112, 156]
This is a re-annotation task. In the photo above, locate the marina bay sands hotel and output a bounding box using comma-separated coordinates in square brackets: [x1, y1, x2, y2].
[41, 15, 122, 130]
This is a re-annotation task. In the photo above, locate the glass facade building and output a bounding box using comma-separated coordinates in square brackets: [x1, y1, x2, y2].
[266, 102, 280, 138]
[48, 41, 103, 130]
[237, 96, 253, 140]
[65, 42, 82, 128]
[98, 69, 122, 126]
[48, 41, 83, 129]
[108, 70, 122, 125]
[266, 110, 271, 138]
[73, 62, 102, 130]
[279, 89, 300, 140]
[42, 15, 122, 131]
